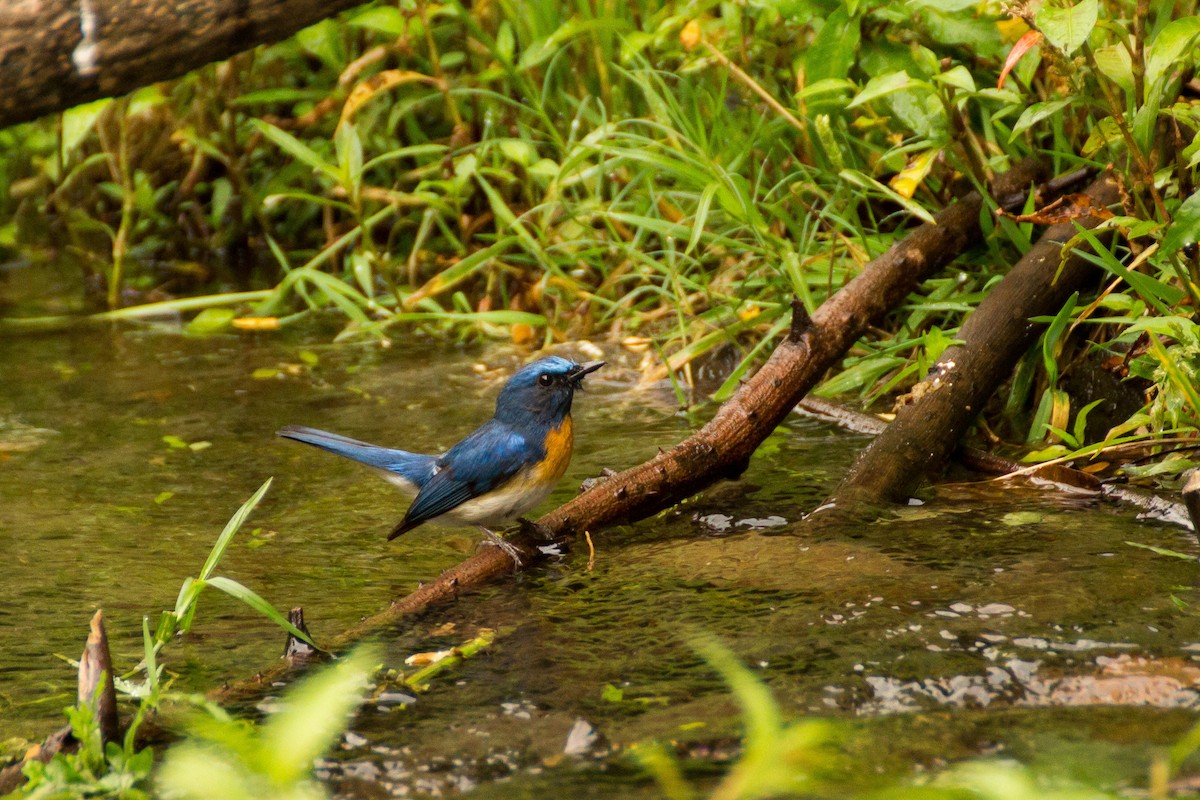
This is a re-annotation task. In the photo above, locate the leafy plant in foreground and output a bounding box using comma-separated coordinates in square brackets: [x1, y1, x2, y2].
[6, 479, 315, 800]
[156, 646, 378, 800]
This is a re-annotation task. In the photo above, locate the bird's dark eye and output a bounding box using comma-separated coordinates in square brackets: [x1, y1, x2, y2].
[538, 373, 553, 386]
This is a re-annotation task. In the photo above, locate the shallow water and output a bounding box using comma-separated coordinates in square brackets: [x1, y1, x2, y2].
[2, 325, 1199, 796]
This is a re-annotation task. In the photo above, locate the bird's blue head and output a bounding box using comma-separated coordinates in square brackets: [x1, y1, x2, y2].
[493, 356, 604, 430]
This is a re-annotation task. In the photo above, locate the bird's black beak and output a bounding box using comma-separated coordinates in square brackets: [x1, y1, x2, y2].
[568, 360, 605, 388]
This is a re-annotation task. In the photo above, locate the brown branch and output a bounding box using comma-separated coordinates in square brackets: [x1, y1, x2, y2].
[829, 172, 1122, 507]
[797, 397, 1196, 527]
[0, 0, 368, 130]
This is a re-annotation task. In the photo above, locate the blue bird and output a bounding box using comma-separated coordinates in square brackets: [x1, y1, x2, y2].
[278, 357, 603, 552]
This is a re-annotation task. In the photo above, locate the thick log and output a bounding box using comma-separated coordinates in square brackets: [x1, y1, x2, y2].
[0, 0, 366, 130]
[830, 173, 1122, 506]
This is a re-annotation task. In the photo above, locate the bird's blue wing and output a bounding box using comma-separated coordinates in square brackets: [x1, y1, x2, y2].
[390, 421, 534, 538]
[277, 425, 435, 487]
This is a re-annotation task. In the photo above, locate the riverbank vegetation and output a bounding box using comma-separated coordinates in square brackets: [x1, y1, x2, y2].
[2, 0, 1198, 482]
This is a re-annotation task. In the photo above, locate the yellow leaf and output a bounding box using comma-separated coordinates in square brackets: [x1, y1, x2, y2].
[340, 70, 439, 126]
[889, 148, 940, 199]
[997, 16, 1031, 43]
[231, 316, 281, 331]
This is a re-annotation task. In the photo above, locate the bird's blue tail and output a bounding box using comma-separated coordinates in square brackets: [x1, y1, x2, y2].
[277, 425, 435, 489]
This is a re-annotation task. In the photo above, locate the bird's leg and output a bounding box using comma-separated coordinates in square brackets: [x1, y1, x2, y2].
[477, 525, 523, 569]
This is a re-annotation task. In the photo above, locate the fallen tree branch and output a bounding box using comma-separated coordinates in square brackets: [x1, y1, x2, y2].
[828, 172, 1122, 508]
[0, 0, 367, 130]
[796, 397, 1194, 529]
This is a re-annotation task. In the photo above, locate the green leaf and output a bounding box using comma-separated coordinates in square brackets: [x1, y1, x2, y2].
[805, 6, 860, 85]
[335, 122, 363, 195]
[1035, 0, 1097, 56]
[347, 5, 405, 35]
[199, 478, 273, 581]
[1082, 115, 1122, 157]
[128, 85, 166, 117]
[601, 684, 625, 702]
[186, 307, 235, 335]
[908, 0, 978, 10]
[692, 637, 781, 749]
[1127, 541, 1196, 561]
[142, 616, 160, 697]
[206, 576, 317, 649]
[1162, 190, 1200, 255]
[1093, 44, 1133, 95]
[839, 169, 937, 223]
[260, 646, 378, 784]
[499, 139, 538, 167]
[1041, 292, 1077, 381]
[251, 120, 340, 183]
[933, 65, 975, 93]
[1002, 511, 1044, 526]
[518, 17, 629, 71]
[848, 71, 924, 108]
[1145, 17, 1200, 96]
[61, 98, 112, 159]
[1009, 98, 1074, 141]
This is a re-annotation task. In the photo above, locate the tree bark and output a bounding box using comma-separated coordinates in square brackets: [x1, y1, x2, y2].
[0, 0, 366, 130]
[797, 396, 1194, 528]
[830, 172, 1121, 507]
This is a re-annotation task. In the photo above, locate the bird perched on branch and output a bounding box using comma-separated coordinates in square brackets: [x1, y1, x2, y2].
[278, 357, 604, 561]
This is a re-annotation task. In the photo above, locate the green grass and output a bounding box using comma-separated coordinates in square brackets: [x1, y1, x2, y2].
[0, 0, 1199, 478]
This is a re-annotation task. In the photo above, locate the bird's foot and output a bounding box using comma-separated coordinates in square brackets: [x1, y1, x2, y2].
[477, 526, 523, 570]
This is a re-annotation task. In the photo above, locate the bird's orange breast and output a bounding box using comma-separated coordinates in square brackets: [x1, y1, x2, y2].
[535, 415, 574, 483]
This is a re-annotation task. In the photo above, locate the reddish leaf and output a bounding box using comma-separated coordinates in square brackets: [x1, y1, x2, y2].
[999, 29, 1044, 89]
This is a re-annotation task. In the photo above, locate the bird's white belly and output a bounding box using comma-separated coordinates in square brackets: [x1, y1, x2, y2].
[437, 472, 556, 528]
[373, 468, 420, 496]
